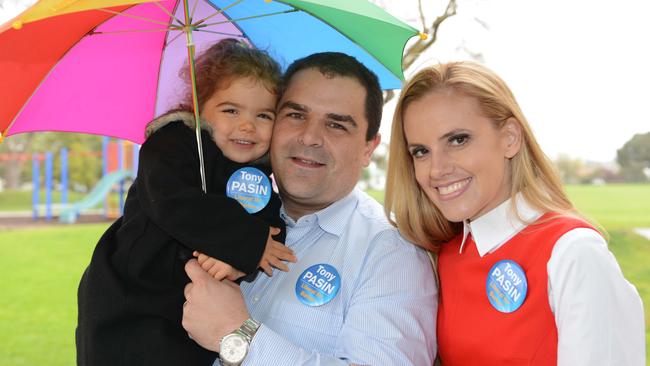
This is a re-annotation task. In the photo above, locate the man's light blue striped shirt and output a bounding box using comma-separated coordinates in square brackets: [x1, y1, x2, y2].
[223, 188, 438, 365]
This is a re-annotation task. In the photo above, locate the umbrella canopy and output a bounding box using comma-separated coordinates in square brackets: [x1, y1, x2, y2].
[0, 0, 420, 144]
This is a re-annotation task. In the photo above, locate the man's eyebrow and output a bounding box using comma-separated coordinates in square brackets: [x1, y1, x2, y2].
[278, 101, 308, 113]
[326, 113, 357, 128]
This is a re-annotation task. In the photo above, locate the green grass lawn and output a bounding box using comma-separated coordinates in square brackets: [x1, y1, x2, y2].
[0, 189, 123, 212]
[0, 224, 102, 366]
[566, 184, 650, 229]
[0, 190, 86, 211]
[0, 184, 648, 365]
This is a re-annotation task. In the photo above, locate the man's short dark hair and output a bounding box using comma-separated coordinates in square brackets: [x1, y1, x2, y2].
[281, 53, 383, 141]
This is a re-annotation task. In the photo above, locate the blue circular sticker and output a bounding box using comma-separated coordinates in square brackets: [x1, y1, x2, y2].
[486, 259, 528, 313]
[226, 167, 271, 214]
[295, 264, 341, 307]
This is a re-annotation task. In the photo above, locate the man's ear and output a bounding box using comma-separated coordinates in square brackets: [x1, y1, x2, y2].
[362, 133, 381, 167]
[502, 118, 522, 159]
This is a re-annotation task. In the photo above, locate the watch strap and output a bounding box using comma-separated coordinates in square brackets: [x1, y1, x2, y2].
[235, 318, 261, 344]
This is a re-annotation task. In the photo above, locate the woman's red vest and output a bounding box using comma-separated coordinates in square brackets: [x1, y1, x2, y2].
[437, 214, 595, 365]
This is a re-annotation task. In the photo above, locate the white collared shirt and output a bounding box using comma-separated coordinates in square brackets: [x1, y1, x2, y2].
[459, 196, 645, 366]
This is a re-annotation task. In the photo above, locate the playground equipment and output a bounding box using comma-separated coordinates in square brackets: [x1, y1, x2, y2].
[29, 137, 139, 222]
[59, 170, 135, 223]
[101, 137, 139, 220]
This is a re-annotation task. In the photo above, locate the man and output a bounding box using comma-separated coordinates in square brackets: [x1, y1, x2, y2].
[182, 53, 437, 365]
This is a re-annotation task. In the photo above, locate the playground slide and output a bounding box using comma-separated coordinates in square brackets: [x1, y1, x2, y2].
[59, 170, 135, 224]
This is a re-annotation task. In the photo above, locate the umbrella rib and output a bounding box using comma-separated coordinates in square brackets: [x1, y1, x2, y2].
[192, 0, 243, 26]
[194, 29, 245, 38]
[90, 28, 179, 35]
[152, 1, 185, 27]
[190, 0, 200, 22]
[197, 0, 255, 49]
[197, 9, 298, 29]
[165, 29, 186, 48]
[96, 7, 173, 27]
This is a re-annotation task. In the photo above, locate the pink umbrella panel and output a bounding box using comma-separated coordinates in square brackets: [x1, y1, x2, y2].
[5, 2, 248, 144]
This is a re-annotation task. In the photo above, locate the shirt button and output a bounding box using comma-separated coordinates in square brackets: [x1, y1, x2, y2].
[253, 296, 260, 303]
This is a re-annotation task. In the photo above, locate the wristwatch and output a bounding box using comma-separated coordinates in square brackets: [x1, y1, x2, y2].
[219, 318, 261, 366]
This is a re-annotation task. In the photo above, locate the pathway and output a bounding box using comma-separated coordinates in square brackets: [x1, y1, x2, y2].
[633, 228, 650, 241]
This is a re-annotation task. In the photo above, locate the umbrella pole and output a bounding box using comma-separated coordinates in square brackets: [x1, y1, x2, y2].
[183, 0, 207, 193]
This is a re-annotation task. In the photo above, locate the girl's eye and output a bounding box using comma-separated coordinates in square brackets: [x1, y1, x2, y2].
[222, 109, 238, 115]
[409, 146, 428, 158]
[449, 133, 470, 146]
[258, 113, 274, 121]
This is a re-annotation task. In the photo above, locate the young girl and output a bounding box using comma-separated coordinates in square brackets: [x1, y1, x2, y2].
[385, 61, 644, 365]
[76, 39, 295, 366]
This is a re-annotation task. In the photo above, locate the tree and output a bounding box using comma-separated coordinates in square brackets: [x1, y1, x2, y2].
[554, 154, 584, 184]
[0, 132, 103, 190]
[381, 0, 459, 104]
[616, 131, 650, 182]
[402, 0, 458, 71]
[0, 133, 36, 189]
[63, 140, 103, 191]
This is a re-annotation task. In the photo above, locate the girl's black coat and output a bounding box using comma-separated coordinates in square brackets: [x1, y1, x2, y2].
[76, 113, 284, 366]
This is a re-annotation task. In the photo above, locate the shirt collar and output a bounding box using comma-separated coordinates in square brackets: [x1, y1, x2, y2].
[279, 188, 359, 236]
[459, 194, 543, 257]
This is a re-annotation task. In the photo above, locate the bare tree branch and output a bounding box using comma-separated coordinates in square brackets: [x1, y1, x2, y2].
[384, 0, 458, 105]
[417, 0, 427, 31]
[473, 16, 489, 31]
[456, 39, 484, 63]
[403, 0, 457, 71]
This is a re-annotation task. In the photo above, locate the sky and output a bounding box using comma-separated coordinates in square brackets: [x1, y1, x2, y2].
[379, 0, 650, 163]
[2, 0, 649, 163]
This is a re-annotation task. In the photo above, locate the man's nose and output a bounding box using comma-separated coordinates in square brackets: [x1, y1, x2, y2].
[297, 120, 323, 147]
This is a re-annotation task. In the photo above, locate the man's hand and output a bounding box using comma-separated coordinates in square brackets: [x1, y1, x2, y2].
[182, 259, 250, 352]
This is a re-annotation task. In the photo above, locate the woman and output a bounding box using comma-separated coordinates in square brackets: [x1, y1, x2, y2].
[385, 61, 644, 365]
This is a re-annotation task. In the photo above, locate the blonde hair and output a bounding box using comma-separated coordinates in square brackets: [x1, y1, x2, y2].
[385, 61, 580, 253]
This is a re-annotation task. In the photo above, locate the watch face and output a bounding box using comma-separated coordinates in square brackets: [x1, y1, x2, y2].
[220, 333, 248, 363]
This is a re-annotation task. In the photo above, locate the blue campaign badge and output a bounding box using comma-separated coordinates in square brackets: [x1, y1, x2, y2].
[226, 167, 271, 214]
[486, 259, 528, 313]
[295, 264, 341, 307]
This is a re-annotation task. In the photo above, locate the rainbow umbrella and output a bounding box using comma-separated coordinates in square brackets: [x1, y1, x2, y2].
[0, 0, 421, 190]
